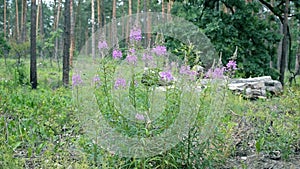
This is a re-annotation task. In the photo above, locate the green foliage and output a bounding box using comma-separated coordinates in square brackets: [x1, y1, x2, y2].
[171, 0, 282, 79]
[0, 34, 11, 58]
[1, 58, 300, 168]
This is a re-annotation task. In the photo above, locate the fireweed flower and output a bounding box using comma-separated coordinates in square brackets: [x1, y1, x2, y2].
[179, 65, 191, 75]
[98, 41, 108, 50]
[72, 73, 83, 86]
[135, 113, 145, 121]
[130, 27, 142, 41]
[152, 45, 167, 56]
[205, 67, 225, 79]
[180, 65, 198, 80]
[159, 71, 174, 82]
[93, 75, 101, 86]
[126, 55, 138, 65]
[112, 49, 122, 59]
[226, 60, 237, 70]
[114, 78, 126, 89]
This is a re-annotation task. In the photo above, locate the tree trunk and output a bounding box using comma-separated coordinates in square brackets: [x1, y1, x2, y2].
[167, 0, 173, 20]
[85, 29, 88, 55]
[146, 0, 151, 45]
[126, 0, 132, 44]
[136, 0, 140, 24]
[75, 0, 81, 49]
[39, 0, 44, 36]
[162, 0, 164, 18]
[30, 0, 37, 89]
[39, 0, 44, 59]
[54, 0, 61, 61]
[21, 0, 27, 42]
[4, 0, 6, 38]
[63, 0, 70, 86]
[143, 0, 147, 45]
[36, 0, 39, 35]
[15, 0, 20, 41]
[70, 0, 75, 67]
[279, 0, 289, 86]
[91, 0, 95, 59]
[97, 0, 101, 29]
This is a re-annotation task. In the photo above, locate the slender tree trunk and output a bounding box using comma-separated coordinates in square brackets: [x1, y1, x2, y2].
[126, 0, 132, 44]
[146, 0, 151, 45]
[70, 0, 75, 66]
[167, 0, 173, 20]
[97, 0, 101, 29]
[36, 0, 39, 35]
[15, 0, 20, 41]
[7, 2, 10, 39]
[39, 0, 44, 36]
[30, 0, 37, 89]
[85, 29, 88, 55]
[279, 0, 289, 86]
[63, 0, 70, 86]
[112, 0, 116, 46]
[54, 0, 61, 61]
[75, 0, 81, 49]
[39, 0, 44, 59]
[162, 0, 164, 17]
[143, 0, 147, 45]
[136, 0, 140, 24]
[277, 23, 283, 70]
[4, 0, 6, 38]
[91, 0, 95, 59]
[21, 0, 27, 42]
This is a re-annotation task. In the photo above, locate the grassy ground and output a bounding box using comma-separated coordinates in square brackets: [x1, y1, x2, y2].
[0, 58, 299, 168]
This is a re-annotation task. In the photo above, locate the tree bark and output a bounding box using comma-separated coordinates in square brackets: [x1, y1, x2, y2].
[143, 0, 147, 45]
[39, 0, 44, 36]
[167, 0, 174, 20]
[36, 0, 39, 35]
[162, 0, 164, 18]
[70, 0, 75, 66]
[126, 0, 132, 44]
[112, 0, 116, 45]
[136, 0, 140, 24]
[15, 0, 20, 41]
[97, 0, 101, 29]
[63, 0, 71, 86]
[30, 0, 37, 89]
[54, 0, 61, 61]
[4, 0, 6, 38]
[146, 0, 151, 45]
[279, 0, 289, 86]
[91, 0, 95, 59]
[21, 0, 27, 42]
[38, 0, 44, 59]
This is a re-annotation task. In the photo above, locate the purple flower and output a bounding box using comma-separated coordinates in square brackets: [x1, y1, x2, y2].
[112, 49, 122, 59]
[72, 73, 83, 86]
[205, 67, 225, 79]
[114, 78, 126, 89]
[98, 41, 108, 50]
[226, 60, 237, 70]
[180, 65, 198, 80]
[130, 27, 142, 41]
[129, 48, 135, 54]
[93, 75, 100, 82]
[126, 55, 138, 65]
[142, 53, 153, 62]
[159, 71, 174, 82]
[152, 45, 167, 56]
[135, 113, 145, 121]
[179, 65, 191, 75]
[93, 75, 101, 85]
